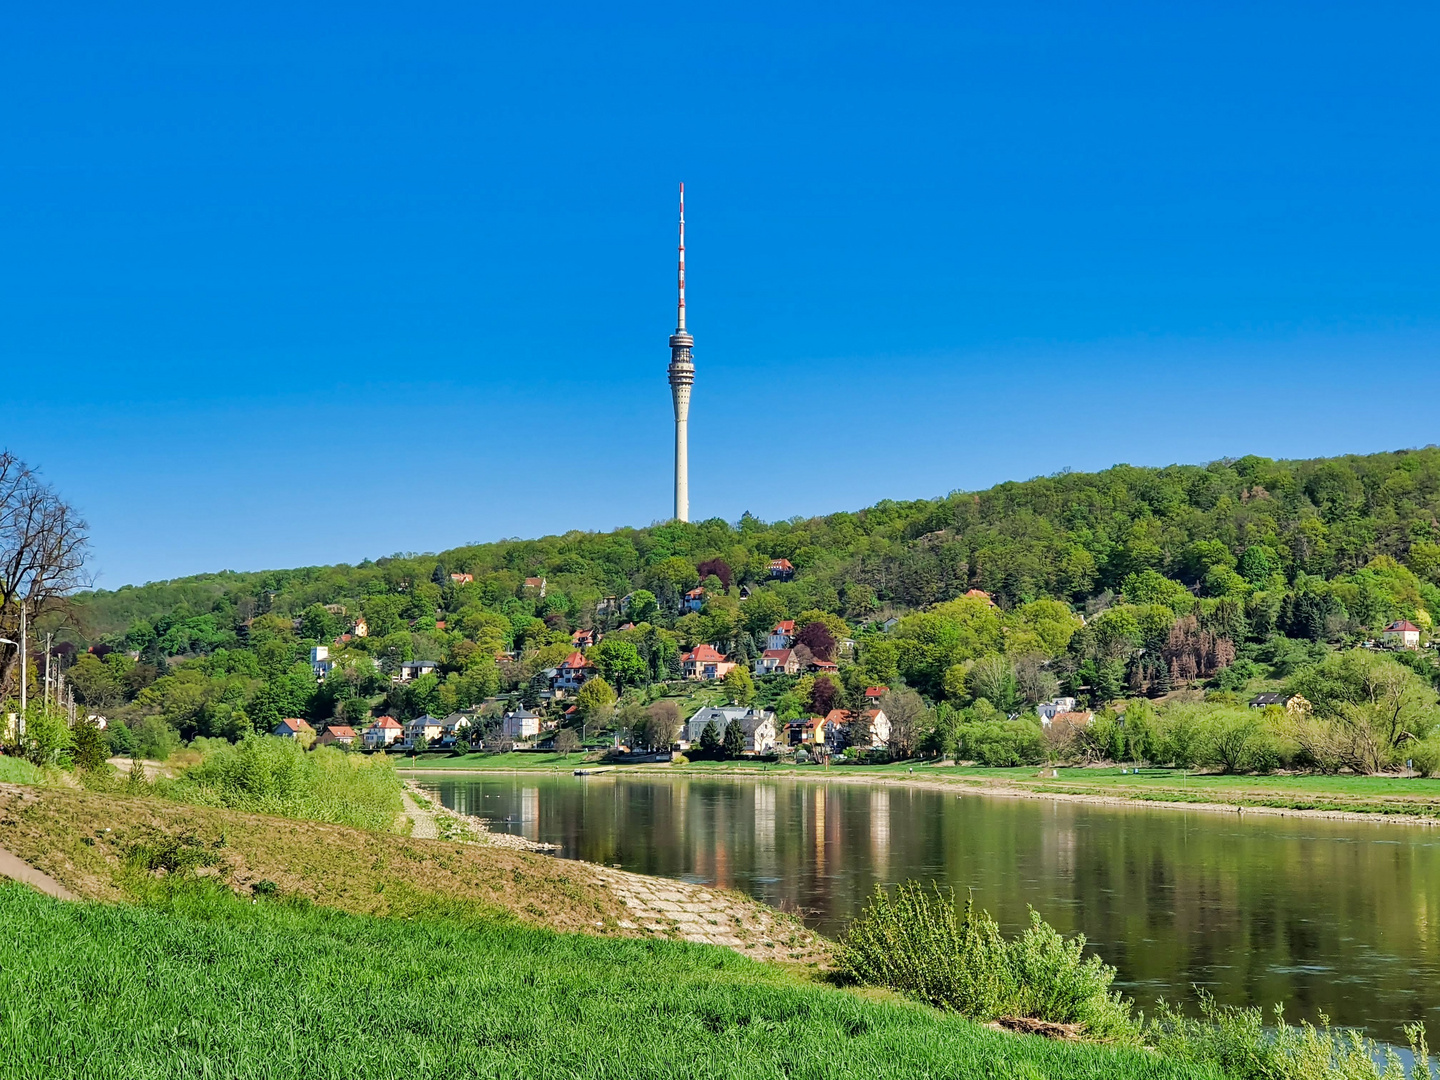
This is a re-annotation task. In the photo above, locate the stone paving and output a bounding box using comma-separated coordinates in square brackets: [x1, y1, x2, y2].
[584, 865, 830, 965]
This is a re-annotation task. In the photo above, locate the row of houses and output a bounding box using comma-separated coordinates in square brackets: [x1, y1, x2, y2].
[677, 699, 892, 756]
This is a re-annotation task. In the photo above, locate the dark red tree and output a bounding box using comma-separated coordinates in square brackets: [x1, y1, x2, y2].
[696, 559, 733, 590]
[809, 674, 839, 715]
[796, 621, 836, 661]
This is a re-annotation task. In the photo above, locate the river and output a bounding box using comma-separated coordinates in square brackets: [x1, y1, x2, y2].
[420, 773, 1440, 1039]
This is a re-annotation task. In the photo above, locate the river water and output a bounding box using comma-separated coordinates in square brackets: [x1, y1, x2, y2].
[421, 773, 1440, 1038]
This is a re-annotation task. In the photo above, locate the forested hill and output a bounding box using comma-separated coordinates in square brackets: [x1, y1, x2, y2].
[76, 446, 1440, 640]
[55, 446, 1440, 747]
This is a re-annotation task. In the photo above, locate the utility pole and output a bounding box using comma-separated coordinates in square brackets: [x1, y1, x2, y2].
[44, 632, 52, 709]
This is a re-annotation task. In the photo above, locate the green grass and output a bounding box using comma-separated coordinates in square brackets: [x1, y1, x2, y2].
[0, 755, 44, 784]
[0, 882, 1220, 1080]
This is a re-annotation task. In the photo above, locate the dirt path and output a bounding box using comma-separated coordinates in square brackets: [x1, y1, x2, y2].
[400, 791, 438, 839]
[0, 843, 76, 900]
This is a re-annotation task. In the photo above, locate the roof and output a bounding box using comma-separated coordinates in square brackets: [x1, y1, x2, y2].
[761, 648, 793, 661]
[560, 651, 593, 669]
[1248, 693, 1291, 706]
[524, 576, 545, 587]
[279, 717, 314, 732]
[773, 620, 795, 633]
[374, 715, 402, 729]
[864, 686, 888, 698]
[770, 558, 794, 570]
[810, 659, 838, 670]
[402, 658, 437, 668]
[323, 725, 358, 738]
[1050, 711, 1093, 725]
[685, 587, 705, 598]
[683, 644, 728, 663]
[1386, 620, 1421, 632]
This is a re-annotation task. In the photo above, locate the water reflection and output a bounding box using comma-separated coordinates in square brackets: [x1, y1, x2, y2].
[426, 774, 1440, 1039]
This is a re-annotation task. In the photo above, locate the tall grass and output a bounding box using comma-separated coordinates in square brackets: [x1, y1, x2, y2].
[839, 882, 1435, 1080]
[0, 754, 45, 784]
[0, 882, 1220, 1080]
[837, 881, 1135, 1037]
[158, 736, 402, 830]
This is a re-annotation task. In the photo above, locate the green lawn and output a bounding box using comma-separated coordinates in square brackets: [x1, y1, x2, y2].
[0, 882, 1220, 1080]
[399, 751, 591, 770]
[0, 755, 43, 784]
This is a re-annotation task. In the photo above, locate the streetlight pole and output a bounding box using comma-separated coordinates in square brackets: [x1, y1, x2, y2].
[18, 602, 25, 728]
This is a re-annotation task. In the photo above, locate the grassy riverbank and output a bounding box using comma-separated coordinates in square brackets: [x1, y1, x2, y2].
[399, 755, 1440, 819]
[0, 882, 1222, 1080]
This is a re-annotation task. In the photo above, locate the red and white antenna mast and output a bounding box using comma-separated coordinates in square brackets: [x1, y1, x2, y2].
[676, 182, 686, 331]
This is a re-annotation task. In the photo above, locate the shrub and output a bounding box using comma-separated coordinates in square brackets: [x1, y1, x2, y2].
[126, 833, 219, 875]
[956, 719, 1045, 766]
[837, 882, 1136, 1038]
[1147, 992, 1430, 1080]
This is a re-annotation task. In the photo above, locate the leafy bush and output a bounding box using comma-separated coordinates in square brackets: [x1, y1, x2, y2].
[837, 882, 1135, 1038]
[162, 736, 402, 831]
[125, 833, 220, 875]
[956, 718, 1045, 766]
[1148, 992, 1431, 1080]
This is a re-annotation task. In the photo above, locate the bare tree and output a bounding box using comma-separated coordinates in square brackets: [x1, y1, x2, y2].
[880, 687, 929, 759]
[1, 452, 89, 698]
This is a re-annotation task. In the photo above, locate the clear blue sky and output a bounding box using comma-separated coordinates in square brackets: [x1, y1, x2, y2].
[4, 2, 1437, 587]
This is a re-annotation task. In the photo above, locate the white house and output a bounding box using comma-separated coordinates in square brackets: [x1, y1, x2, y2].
[825, 707, 890, 750]
[310, 645, 333, 680]
[398, 659, 439, 682]
[755, 648, 800, 676]
[552, 651, 595, 692]
[766, 621, 796, 651]
[274, 717, 314, 740]
[363, 715, 402, 748]
[681, 706, 778, 754]
[1383, 620, 1421, 649]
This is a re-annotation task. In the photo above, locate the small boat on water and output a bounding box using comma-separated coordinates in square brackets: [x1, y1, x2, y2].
[573, 765, 615, 776]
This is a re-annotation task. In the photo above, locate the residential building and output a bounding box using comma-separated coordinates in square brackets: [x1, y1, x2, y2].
[553, 651, 595, 691]
[323, 604, 347, 616]
[502, 706, 542, 742]
[273, 717, 314, 739]
[398, 659, 439, 682]
[450, 572, 474, 584]
[1248, 693, 1292, 709]
[681, 706, 778, 754]
[864, 686, 888, 702]
[310, 645, 332, 680]
[807, 658, 839, 674]
[823, 707, 891, 750]
[1036, 697, 1078, 723]
[440, 713, 473, 745]
[523, 576, 547, 598]
[755, 648, 799, 676]
[683, 587, 706, 612]
[316, 724, 357, 748]
[404, 714, 443, 744]
[1383, 620, 1421, 649]
[363, 715, 402, 749]
[1043, 710, 1093, 730]
[767, 620, 795, 651]
[787, 714, 844, 754]
[964, 589, 998, 607]
[769, 558, 795, 581]
[352, 617, 369, 638]
[681, 643, 736, 681]
[881, 617, 899, 633]
[571, 628, 598, 649]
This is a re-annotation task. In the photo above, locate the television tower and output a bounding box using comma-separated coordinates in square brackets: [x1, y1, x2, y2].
[668, 182, 694, 523]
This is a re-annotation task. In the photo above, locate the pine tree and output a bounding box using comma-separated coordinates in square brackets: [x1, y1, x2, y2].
[722, 718, 745, 759]
[699, 719, 721, 760]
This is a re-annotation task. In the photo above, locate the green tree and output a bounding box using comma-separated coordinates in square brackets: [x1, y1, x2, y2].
[723, 666, 755, 705]
[698, 719, 722, 760]
[722, 718, 745, 759]
[574, 677, 617, 732]
[592, 639, 647, 689]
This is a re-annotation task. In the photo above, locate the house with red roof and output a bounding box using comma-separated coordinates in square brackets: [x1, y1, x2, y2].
[755, 648, 799, 676]
[571, 628, 599, 649]
[681, 644, 736, 681]
[552, 651, 595, 691]
[449, 572, 473, 584]
[316, 724, 358, 748]
[1383, 619, 1421, 649]
[363, 715, 403, 749]
[684, 587, 706, 612]
[767, 620, 796, 651]
[769, 558, 795, 581]
[864, 686, 888, 701]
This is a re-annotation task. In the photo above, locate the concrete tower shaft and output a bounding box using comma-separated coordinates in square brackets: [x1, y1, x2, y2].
[668, 182, 694, 522]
